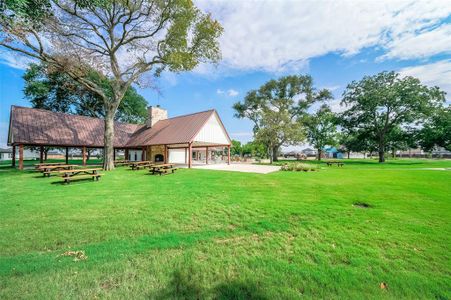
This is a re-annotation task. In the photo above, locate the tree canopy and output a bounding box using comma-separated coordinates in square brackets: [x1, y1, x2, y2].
[23, 63, 148, 124]
[417, 107, 451, 152]
[340, 71, 445, 162]
[0, 0, 222, 169]
[304, 104, 337, 160]
[233, 75, 332, 163]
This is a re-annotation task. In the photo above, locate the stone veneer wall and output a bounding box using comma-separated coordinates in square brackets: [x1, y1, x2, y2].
[146, 145, 165, 162]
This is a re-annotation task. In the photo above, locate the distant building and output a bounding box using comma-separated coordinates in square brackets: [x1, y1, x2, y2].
[301, 148, 317, 157]
[0, 147, 39, 161]
[324, 147, 344, 159]
[0, 148, 12, 161]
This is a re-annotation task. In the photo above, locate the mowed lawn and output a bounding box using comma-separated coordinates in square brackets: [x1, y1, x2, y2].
[0, 159, 450, 299]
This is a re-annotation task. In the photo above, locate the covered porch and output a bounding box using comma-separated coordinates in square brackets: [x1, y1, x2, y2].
[131, 142, 231, 168]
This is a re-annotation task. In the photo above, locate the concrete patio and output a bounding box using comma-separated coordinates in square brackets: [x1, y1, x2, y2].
[192, 163, 280, 174]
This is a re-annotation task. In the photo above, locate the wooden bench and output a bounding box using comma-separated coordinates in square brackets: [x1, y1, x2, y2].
[326, 161, 344, 167]
[58, 168, 103, 184]
[149, 164, 177, 175]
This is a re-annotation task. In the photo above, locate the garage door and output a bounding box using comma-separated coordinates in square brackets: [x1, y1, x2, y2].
[168, 149, 186, 164]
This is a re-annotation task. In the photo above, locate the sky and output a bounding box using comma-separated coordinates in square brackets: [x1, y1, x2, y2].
[1, 0, 450, 149]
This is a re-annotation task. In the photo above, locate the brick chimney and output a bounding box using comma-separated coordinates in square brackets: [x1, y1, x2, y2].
[146, 105, 168, 128]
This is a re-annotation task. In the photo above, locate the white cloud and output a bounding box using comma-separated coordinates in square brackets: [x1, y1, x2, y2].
[217, 88, 239, 97]
[381, 23, 451, 61]
[196, 0, 451, 72]
[0, 50, 35, 70]
[227, 89, 239, 97]
[399, 59, 451, 101]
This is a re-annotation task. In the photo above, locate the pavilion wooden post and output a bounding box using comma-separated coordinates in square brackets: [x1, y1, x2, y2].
[65, 147, 69, 164]
[164, 145, 168, 164]
[206, 146, 209, 164]
[12, 145, 16, 167]
[39, 146, 44, 163]
[125, 149, 129, 161]
[142, 146, 146, 161]
[18, 144, 24, 170]
[82, 146, 87, 166]
[184, 148, 187, 164]
[188, 142, 192, 168]
[227, 145, 231, 165]
[113, 148, 116, 161]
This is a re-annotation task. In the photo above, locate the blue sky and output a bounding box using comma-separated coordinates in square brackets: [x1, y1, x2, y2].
[1, 0, 450, 148]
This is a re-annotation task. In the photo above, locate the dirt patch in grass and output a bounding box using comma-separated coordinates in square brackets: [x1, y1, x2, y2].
[353, 202, 372, 208]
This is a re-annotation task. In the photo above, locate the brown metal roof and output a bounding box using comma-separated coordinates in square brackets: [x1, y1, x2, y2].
[8, 106, 227, 148]
[125, 109, 215, 147]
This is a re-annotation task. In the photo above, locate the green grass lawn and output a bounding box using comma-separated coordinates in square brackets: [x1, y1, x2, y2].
[0, 159, 450, 299]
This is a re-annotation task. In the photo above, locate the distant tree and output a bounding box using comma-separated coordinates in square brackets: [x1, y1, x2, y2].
[23, 63, 148, 124]
[418, 107, 451, 152]
[233, 75, 332, 163]
[230, 140, 242, 157]
[242, 141, 267, 159]
[304, 104, 337, 160]
[340, 71, 445, 162]
[1, 0, 222, 170]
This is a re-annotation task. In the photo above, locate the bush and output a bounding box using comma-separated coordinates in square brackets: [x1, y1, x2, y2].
[281, 163, 319, 172]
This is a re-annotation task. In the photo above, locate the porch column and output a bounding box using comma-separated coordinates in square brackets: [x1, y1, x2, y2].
[65, 147, 69, 164]
[227, 145, 231, 165]
[206, 146, 209, 164]
[142, 146, 146, 161]
[12, 145, 16, 167]
[113, 148, 116, 161]
[39, 146, 44, 163]
[188, 142, 192, 168]
[185, 148, 187, 164]
[125, 149, 129, 161]
[18, 144, 24, 170]
[82, 146, 87, 166]
[164, 145, 168, 164]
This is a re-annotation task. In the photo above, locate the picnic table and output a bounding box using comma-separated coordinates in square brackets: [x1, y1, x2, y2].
[325, 161, 344, 167]
[114, 160, 131, 166]
[34, 162, 66, 169]
[129, 161, 154, 170]
[57, 168, 103, 184]
[149, 163, 177, 175]
[40, 164, 78, 176]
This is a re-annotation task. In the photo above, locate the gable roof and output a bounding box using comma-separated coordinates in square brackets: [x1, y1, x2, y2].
[8, 106, 230, 148]
[126, 109, 217, 147]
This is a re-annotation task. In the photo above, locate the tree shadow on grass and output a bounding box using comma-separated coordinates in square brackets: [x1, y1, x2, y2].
[155, 269, 268, 300]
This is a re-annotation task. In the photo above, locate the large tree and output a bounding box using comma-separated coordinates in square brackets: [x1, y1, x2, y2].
[340, 71, 445, 162]
[233, 75, 332, 163]
[0, 0, 222, 170]
[304, 104, 337, 161]
[23, 63, 148, 123]
[417, 107, 451, 152]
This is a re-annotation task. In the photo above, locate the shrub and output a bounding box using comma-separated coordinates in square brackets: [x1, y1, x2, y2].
[281, 163, 319, 172]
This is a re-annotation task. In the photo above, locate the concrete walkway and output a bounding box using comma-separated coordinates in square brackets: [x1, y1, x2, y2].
[192, 163, 280, 174]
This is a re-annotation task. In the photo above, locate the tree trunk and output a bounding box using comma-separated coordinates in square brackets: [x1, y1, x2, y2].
[103, 110, 115, 170]
[347, 152, 350, 159]
[272, 146, 278, 162]
[378, 137, 385, 163]
[317, 149, 322, 161]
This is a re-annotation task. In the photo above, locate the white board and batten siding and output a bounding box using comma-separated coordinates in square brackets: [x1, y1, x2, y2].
[193, 113, 230, 145]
